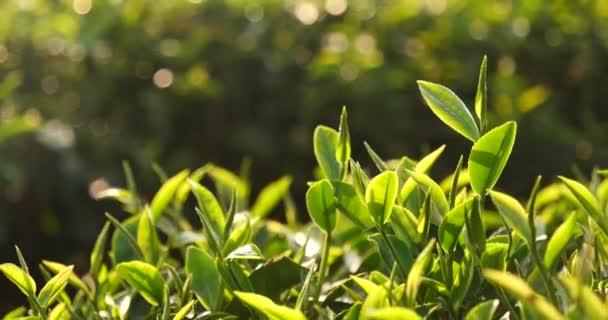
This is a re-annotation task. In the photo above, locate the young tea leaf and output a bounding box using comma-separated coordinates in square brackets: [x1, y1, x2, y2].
[185, 246, 222, 311]
[405, 239, 435, 307]
[306, 179, 337, 233]
[366, 171, 398, 225]
[464, 299, 499, 320]
[89, 222, 110, 276]
[313, 125, 341, 180]
[233, 291, 306, 320]
[222, 220, 251, 257]
[439, 198, 474, 252]
[474, 55, 488, 132]
[0, 263, 36, 298]
[137, 209, 162, 265]
[417, 80, 480, 142]
[150, 169, 189, 221]
[189, 180, 226, 246]
[250, 176, 292, 219]
[399, 145, 446, 205]
[544, 212, 578, 270]
[336, 106, 351, 166]
[468, 121, 517, 195]
[37, 265, 73, 308]
[116, 261, 166, 306]
[173, 300, 196, 320]
[483, 269, 564, 320]
[558, 176, 608, 238]
[332, 181, 373, 229]
[41, 261, 87, 293]
[366, 307, 422, 320]
[489, 191, 533, 245]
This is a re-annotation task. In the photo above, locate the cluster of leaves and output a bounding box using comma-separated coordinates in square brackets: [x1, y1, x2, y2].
[4, 57, 608, 319]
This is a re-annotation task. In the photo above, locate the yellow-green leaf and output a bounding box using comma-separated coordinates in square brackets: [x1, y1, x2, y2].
[116, 261, 166, 306]
[314, 125, 341, 180]
[37, 265, 73, 308]
[464, 299, 499, 320]
[186, 246, 222, 311]
[306, 179, 337, 232]
[366, 307, 422, 320]
[234, 291, 306, 320]
[150, 170, 189, 221]
[544, 212, 578, 270]
[489, 190, 533, 245]
[366, 171, 398, 225]
[251, 176, 292, 219]
[474, 55, 488, 131]
[559, 176, 608, 237]
[0, 263, 36, 298]
[189, 180, 226, 245]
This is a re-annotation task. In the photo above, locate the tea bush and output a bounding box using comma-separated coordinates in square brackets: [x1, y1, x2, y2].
[3, 57, 608, 319]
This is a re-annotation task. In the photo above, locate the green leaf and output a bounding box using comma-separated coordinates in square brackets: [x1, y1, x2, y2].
[89, 222, 110, 276]
[406, 239, 435, 307]
[251, 176, 292, 219]
[186, 246, 223, 311]
[150, 169, 189, 221]
[306, 179, 337, 232]
[483, 269, 564, 320]
[0, 263, 36, 298]
[368, 233, 415, 277]
[560, 275, 606, 319]
[544, 212, 578, 270]
[222, 220, 251, 257]
[336, 106, 351, 165]
[464, 196, 486, 257]
[464, 299, 499, 320]
[398, 145, 446, 204]
[366, 171, 398, 224]
[390, 205, 421, 246]
[407, 171, 449, 221]
[41, 261, 87, 294]
[314, 125, 341, 180]
[110, 215, 142, 263]
[468, 121, 517, 195]
[439, 198, 474, 252]
[116, 261, 166, 306]
[364, 141, 389, 172]
[207, 164, 250, 207]
[226, 244, 264, 260]
[417, 80, 480, 142]
[558, 176, 608, 237]
[37, 265, 73, 308]
[489, 191, 533, 245]
[3, 306, 26, 320]
[233, 291, 306, 320]
[480, 243, 508, 271]
[350, 160, 369, 199]
[366, 307, 422, 320]
[474, 55, 488, 132]
[190, 180, 226, 246]
[332, 181, 373, 229]
[361, 286, 390, 318]
[137, 209, 162, 265]
[249, 257, 306, 301]
[173, 300, 196, 320]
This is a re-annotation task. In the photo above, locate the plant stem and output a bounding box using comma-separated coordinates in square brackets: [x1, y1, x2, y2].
[530, 245, 559, 305]
[313, 231, 331, 305]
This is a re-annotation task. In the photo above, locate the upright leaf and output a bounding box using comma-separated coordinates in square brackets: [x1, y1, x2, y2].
[116, 261, 166, 306]
[399, 145, 446, 204]
[332, 181, 373, 229]
[37, 265, 73, 308]
[250, 176, 292, 219]
[417, 80, 480, 142]
[186, 246, 222, 311]
[483, 270, 564, 320]
[464, 299, 499, 320]
[366, 171, 398, 224]
[306, 180, 337, 232]
[336, 106, 351, 165]
[439, 198, 474, 252]
[560, 276, 606, 319]
[406, 239, 435, 307]
[313, 125, 341, 180]
[234, 291, 306, 320]
[150, 169, 189, 221]
[0, 263, 36, 298]
[137, 209, 162, 264]
[407, 171, 449, 221]
[474, 55, 488, 132]
[468, 121, 517, 195]
[189, 181, 226, 246]
[366, 307, 422, 320]
[559, 176, 608, 237]
[90, 222, 110, 276]
[544, 212, 578, 270]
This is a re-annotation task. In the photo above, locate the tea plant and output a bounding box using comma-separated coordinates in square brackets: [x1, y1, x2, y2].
[4, 57, 608, 319]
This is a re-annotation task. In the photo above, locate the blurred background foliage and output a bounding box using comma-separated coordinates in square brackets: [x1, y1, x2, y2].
[1, 0, 608, 309]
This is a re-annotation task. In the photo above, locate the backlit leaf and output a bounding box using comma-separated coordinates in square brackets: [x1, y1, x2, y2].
[489, 191, 533, 245]
[37, 265, 73, 307]
[150, 170, 189, 221]
[234, 291, 306, 320]
[544, 212, 578, 270]
[116, 261, 166, 306]
[559, 176, 608, 237]
[464, 299, 499, 320]
[439, 198, 474, 252]
[306, 179, 337, 232]
[366, 171, 398, 224]
[186, 246, 222, 311]
[314, 125, 341, 180]
[190, 180, 226, 246]
[0, 263, 36, 298]
[251, 176, 292, 219]
[474, 55, 488, 131]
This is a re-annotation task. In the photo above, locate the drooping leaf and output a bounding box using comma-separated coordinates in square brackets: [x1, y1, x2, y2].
[306, 179, 337, 232]
[544, 212, 578, 270]
[137, 209, 162, 265]
[474, 55, 488, 131]
[417, 80, 480, 142]
[37, 265, 73, 307]
[366, 171, 398, 224]
[150, 169, 189, 221]
[439, 198, 474, 252]
[332, 181, 373, 229]
[464, 299, 499, 320]
[483, 269, 564, 320]
[189, 180, 226, 246]
[0, 263, 36, 298]
[468, 121, 517, 195]
[314, 125, 341, 180]
[489, 190, 533, 245]
[116, 261, 166, 306]
[406, 239, 435, 307]
[250, 176, 292, 219]
[559, 176, 608, 237]
[233, 291, 306, 320]
[186, 246, 223, 311]
[366, 307, 422, 320]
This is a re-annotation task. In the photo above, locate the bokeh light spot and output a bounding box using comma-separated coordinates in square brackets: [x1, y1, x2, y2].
[295, 2, 319, 25]
[325, 0, 347, 16]
[153, 68, 174, 88]
[73, 0, 92, 15]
